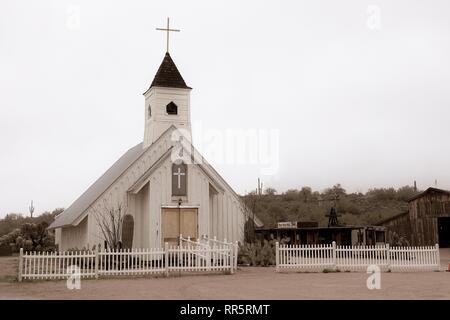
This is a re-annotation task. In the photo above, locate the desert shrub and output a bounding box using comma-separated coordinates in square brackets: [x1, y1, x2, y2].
[367, 188, 397, 201]
[388, 231, 410, 246]
[367, 186, 416, 202]
[264, 188, 277, 196]
[395, 186, 417, 201]
[237, 240, 276, 267]
[0, 222, 55, 253]
[322, 184, 347, 198]
[282, 189, 300, 201]
[0, 209, 63, 237]
[337, 200, 362, 215]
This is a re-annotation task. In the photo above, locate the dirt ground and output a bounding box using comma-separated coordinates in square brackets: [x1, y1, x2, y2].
[0, 250, 449, 300]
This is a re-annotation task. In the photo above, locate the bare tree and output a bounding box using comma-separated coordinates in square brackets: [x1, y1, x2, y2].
[93, 203, 126, 250]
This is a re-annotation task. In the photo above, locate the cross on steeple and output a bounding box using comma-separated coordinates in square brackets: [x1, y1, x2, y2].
[156, 17, 180, 53]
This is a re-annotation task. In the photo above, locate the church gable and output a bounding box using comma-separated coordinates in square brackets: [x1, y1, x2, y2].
[49, 126, 176, 231]
[128, 139, 229, 204]
[127, 142, 219, 204]
[124, 139, 257, 248]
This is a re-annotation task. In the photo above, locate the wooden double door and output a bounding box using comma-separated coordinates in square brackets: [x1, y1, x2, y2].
[161, 207, 198, 246]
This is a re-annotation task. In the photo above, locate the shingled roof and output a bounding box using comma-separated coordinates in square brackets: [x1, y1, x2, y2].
[149, 52, 191, 89]
[48, 143, 146, 229]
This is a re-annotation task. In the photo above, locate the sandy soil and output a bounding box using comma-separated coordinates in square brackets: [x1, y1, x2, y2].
[1, 250, 449, 300]
[0, 256, 18, 283]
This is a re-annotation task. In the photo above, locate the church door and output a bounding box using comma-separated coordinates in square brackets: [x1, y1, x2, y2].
[161, 208, 198, 246]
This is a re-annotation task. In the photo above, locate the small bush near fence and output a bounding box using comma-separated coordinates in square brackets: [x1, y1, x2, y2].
[238, 240, 276, 266]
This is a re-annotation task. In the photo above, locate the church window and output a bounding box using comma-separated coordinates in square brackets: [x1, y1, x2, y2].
[148, 105, 151, 118]
[166, 101, 178, 115]
[172, 162, 187, 196]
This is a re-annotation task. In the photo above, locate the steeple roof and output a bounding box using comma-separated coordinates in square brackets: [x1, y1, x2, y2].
[149, 52, 191, 90]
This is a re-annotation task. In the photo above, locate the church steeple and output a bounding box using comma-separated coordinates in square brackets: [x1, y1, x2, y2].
[148, 52, 191, 90]
[143, 51, 192, 149]
[142, 18, 192, 149]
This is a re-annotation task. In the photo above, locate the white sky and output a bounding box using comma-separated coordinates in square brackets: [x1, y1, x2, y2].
[1, 0, 450, 217]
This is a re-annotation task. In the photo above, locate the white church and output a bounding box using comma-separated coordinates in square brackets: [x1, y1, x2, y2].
[49, 28, 262, 251]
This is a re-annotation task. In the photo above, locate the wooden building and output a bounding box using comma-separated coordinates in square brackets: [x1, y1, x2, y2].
[378, 187, 450, 247]
[255, 221, 386, 246]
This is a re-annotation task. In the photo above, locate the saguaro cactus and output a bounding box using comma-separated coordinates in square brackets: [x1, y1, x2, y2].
[29, 200, 35, 218]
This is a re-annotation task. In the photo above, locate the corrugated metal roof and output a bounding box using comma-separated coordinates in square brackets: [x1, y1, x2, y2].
[49, 143, 146, 229]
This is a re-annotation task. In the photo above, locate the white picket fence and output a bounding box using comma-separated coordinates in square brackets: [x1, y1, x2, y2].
[276, 242, 441, 272]
[198, 235, 239, 272]
[18, 239, 235, 281]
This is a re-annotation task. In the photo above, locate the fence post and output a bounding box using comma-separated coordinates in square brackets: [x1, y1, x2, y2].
[275, 242, 279, 272]
[386, 243, 390, 272]
[164, 242, 169, 277]
[229, 245, 234, 275]
[435, 243, 440, 271]
[18, 248, 23, 282]
[206, 240, 211, 272]
[332, 241, 337, 271]
[234, 241, 239, 271]
[94, 247, 99, 279]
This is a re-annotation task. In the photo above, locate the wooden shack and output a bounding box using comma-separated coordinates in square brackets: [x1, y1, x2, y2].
[378, 187, 450, 247]
[255, 221, 385, 246]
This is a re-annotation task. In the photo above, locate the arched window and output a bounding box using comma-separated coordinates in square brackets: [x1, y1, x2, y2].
[166, 101, 178, 115]
[148, 105, 151, 118]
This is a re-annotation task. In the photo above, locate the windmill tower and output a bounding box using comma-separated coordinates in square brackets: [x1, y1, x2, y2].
[325, 193, 341, 227]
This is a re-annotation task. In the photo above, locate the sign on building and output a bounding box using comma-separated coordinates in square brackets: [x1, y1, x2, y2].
[277, 221, 297, 229]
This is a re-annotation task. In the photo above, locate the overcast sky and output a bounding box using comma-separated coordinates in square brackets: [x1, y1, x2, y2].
[1, 0, 450, 217]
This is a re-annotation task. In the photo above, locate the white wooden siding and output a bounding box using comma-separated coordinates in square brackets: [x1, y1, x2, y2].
[58, 129, 249, 250]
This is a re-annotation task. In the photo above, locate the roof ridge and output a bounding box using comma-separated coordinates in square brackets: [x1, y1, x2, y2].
[407, 186, 450, 202]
